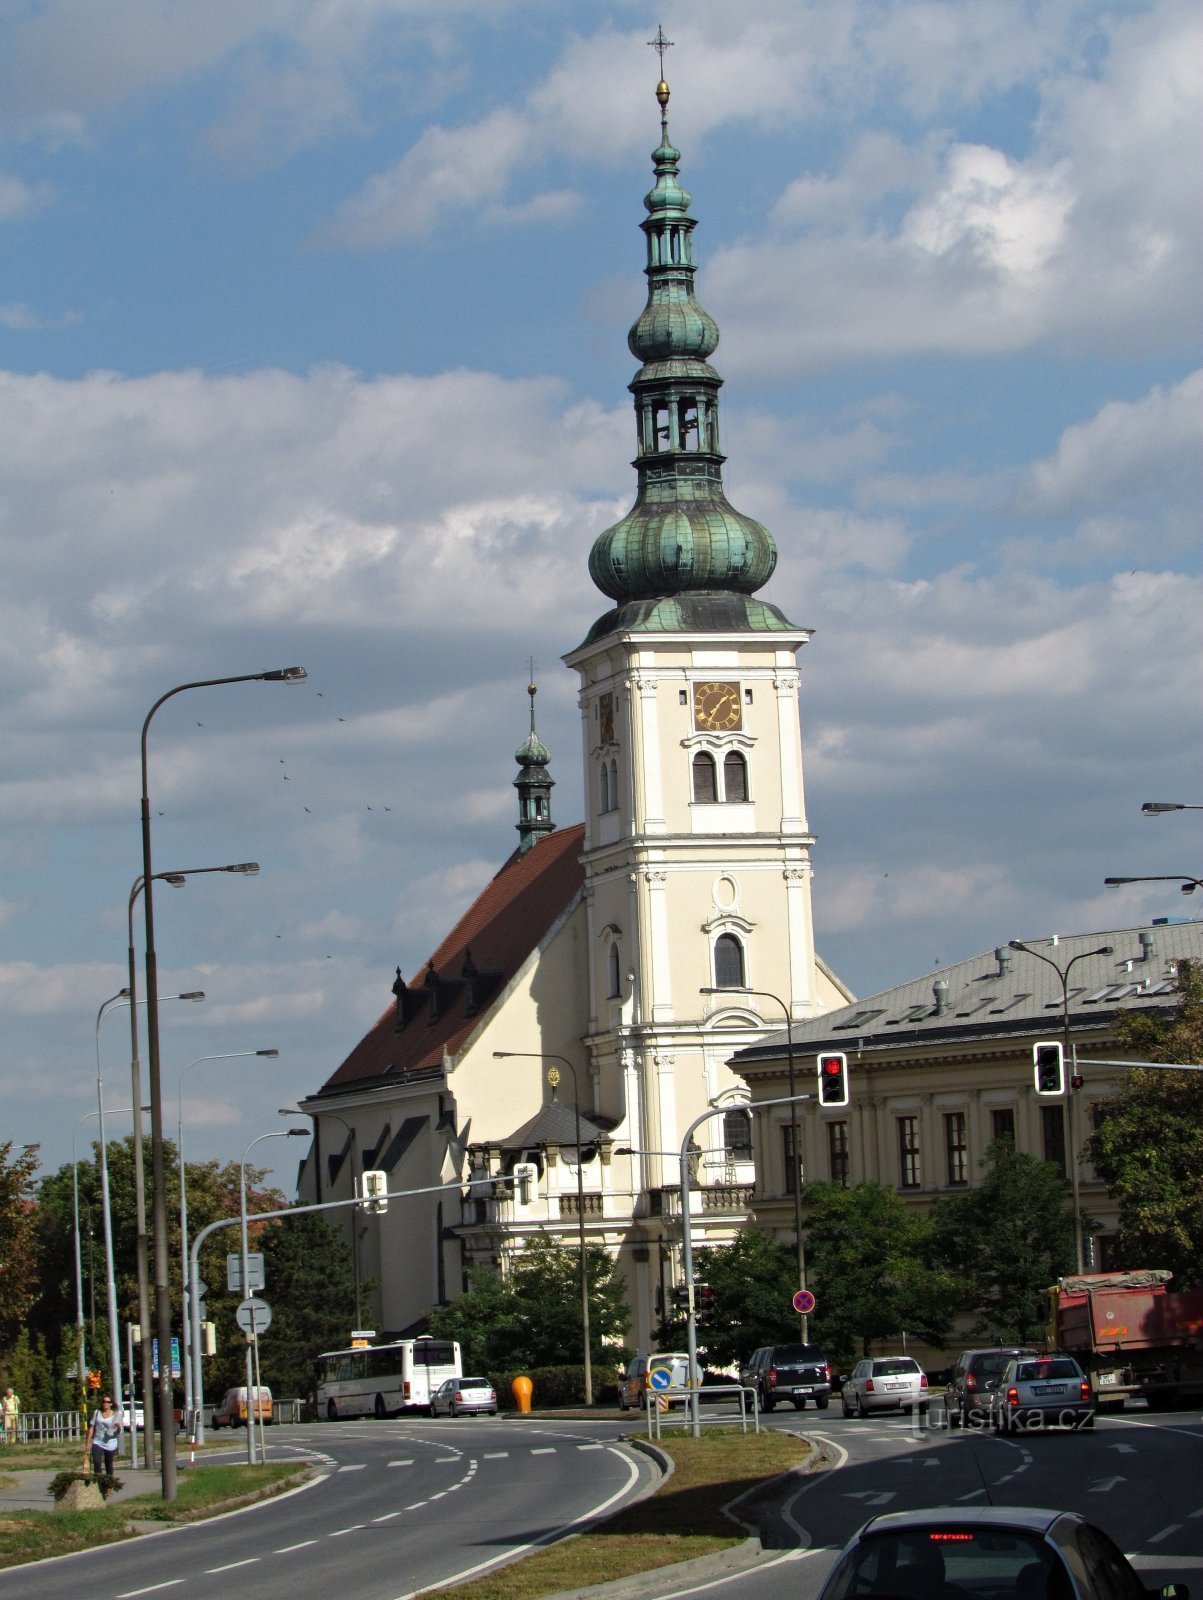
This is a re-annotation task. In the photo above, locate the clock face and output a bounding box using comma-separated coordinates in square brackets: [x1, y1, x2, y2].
[693, 680, 742, 731]
[599, 692, 614, 745]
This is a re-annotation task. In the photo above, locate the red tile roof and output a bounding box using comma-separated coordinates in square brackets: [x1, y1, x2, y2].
[318, 824, 586, 1094]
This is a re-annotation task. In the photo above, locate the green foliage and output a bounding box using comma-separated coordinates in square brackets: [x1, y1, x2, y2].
[928, 1138, 1076, 1342]
[429, 1235, 628, 1375]
[247, 1212, 358, 1399]
[0, 1142, 40, 1359]
[801, 1181, 957, 1368]
[656, 1231, 800, 1366]
[48, 1469, 123, 1499]
[1085, 959, 1203, 1286]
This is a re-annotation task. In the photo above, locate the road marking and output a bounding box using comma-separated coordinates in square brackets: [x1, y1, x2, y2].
[338, 1462, 367, 1471]
[275, 1541, 317, 1553]
[1149, 1525, 1183, 1545]
[1109, 1443, 1137, 1453]
[389, 1458, 415, 1466]
[531, 1447, 556, 1454]
[430, 1490, 447, 1500]
[1089, 1477, 1126, 1492]
[118, 1584, 186, 1598]
[405, 1502, 426, 1510]
[207, 1559, 259, 1572]
[435, 1456, 459, 1463]
[577, 1443, 604, 1450]
[374, 1511, 401, 1522]
[483, 1451, 509, 1458]
[330, 1525, 365, 1536]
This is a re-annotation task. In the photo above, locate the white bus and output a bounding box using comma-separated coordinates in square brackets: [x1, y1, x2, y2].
[315, 1337, 462, 1419]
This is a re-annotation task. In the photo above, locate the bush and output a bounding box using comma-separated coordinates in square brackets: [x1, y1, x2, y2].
[48, 1468, 124, 1501]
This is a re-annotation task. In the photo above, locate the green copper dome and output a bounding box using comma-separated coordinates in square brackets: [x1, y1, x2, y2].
[586, 78, 792, 632]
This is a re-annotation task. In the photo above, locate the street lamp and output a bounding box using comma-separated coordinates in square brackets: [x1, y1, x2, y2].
[1142, 802, 1203, 815]
[280, 1106, 362, 1327]
[178, 1051, 279, 1428]
[1104, 875, 1203, 895]
[95, 990, 133, 1412]
[127, 861, 257, 1468]
[700, 985, 810, 1339]
[493, 1051, 593, 1406]
[140, 665, 304, 1499]
[239, 1127, 308, 1464]
[1008, 940, 1114, 1273]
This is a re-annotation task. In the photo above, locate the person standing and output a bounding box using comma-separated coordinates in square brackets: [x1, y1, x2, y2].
[85, 1395, 122, 1479]
[1, 1387, 18, 1444]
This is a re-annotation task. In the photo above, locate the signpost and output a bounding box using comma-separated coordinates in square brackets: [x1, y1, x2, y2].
[227, 1253, 265, 1294]
[235, 1298, 272, 1337]
[792, 1288, 817, 1316]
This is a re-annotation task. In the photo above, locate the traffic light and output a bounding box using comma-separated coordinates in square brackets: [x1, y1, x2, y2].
[1070, 1072, 1085, 1091]
[200, 1321, 217, 1356]
[88, 1369, 102, 1390]
[696, 1284, 717, 1327]
[361, 1169, 389, 1214]
[816, 1051, 849, 1107]
[512, 1161, 537, 1205]
[672, 1282, 691, 1314]
[1032, 1041, 1065, 1096]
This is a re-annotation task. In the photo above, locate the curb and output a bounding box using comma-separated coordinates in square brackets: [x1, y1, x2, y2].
[535, 1537, 766, 1600]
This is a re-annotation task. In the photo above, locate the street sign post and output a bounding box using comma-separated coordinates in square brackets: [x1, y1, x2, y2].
[235, 1298, 272, 1336]
[227, 1253, 265, 1294]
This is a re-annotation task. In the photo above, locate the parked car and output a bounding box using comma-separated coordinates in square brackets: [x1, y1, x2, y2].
[840, 1356, 928, 1417]
[945, 1345, 1039, 1427]
[817, 1505, 1189, 1599]
[211, 1385, 273, 1428]
[989, 1354, 1095, 1433]
[618, 1352, 692, 1411]
[740, 1344, 831, 1411]
[429, 1376, 498, 1417]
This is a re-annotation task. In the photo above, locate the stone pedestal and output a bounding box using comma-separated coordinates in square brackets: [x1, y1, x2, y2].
[55, 1479, 106, 1511]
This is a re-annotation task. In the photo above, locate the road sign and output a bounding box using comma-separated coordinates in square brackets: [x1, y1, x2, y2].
[793, 1288, 817, 1315]
[152, 1337, 182, 1377]
[235, 1298, 273, 1336]
[193, 1278, 207, 1298]
[228, 1253, 265, 1293]
[649, 1366, 672, 1391]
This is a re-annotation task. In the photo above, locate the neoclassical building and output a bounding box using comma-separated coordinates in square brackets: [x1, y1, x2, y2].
[297, 73, 850, 1348]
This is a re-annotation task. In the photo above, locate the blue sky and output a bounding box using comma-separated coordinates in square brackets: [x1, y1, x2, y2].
[1, 0, 1199, 1183]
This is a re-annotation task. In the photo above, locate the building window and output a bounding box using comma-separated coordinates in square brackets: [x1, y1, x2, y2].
[944, 1112, 968, 1186]
[783, 1123, 800, 1196]
[599, 764, 610, 812]
[897, 1117, 920, 1189]
[827, 1120, 849, 1188]
[692, 751, 717, 803]
[609, 758, 618, 809]
[712, 933, 745, 989]
[723, 751, 748, 802]
[607, 942, 621, 999]
[723, 1108, 752, 1162]
[1041, 1106, 1066, 1176]
[990, 1108, 1016, 1144]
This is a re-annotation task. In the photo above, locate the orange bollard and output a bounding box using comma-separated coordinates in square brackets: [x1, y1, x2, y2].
[512, 1375, 533, 1415]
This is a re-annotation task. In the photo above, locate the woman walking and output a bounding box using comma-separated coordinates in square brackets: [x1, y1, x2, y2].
[85, 1394, 122, 1480]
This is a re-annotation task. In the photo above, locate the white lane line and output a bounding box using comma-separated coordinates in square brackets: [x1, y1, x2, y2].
[275, 1540, 318, 1553]
[483, 1451, 508, 1458]
[405, 1501, 427, 1510]
[118, 1584, 186, 1598]
[330, 1525, 365, 1537]
[430, 1491, 447, 1500]
[374, 1511, 402, 1522]
[1149, 1525, 1183, 1545]
[435, 1456, 459, 1464]
[338, 1462, 367, 1471]
[577, 1443, 604, 1450]
[531, 1447, 557, 1454]
[388, 1458, 414, 1466]
[207, 1559, 260, 1573]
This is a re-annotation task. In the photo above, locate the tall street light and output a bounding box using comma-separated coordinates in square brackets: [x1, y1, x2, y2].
[95, 990, 133, 1411]
[1142, 802, 1203, 814]
[493, 1051, 593, 1406]
[700, 985, 810, 1339]
[239, 1127, 308, 1464]
[127, 861, 257, 1468]
[280, 1106, 362, 1327]
[140, 665, 305, 1499]
[1009, 940, 1114, 1273]
[1105, 875, 1203, 895]
[178, 1050, 279, 1427]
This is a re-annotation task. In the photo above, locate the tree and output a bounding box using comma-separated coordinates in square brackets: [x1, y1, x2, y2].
[655, 1230, 799, 1367]
[0, 1141, 40, 1360]
[237, 1211, 359, 1399]
[928, 1138, 1075, 1342]
[801, 1181, 956, 1369]
[1085, 959, 1203, 1286]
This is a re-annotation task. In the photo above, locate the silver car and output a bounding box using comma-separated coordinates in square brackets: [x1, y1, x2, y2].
[429, 1376, 498, 1417]
[841, 1356, 929, 1417]
[989, 1354, 1094, 1433]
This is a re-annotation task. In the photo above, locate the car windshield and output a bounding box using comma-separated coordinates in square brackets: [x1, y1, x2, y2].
[974, 1353, 1018, 1381]
[872, 1360, 918, 1376]
[824, 1527, 1059, 1599]
[1015, 1360, 1080, 1381]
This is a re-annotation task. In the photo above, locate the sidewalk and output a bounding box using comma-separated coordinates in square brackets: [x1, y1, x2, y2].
[0, 1464, 166, 1513]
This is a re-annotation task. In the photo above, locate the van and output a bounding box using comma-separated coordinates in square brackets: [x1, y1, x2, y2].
[617, 1353, 692, 1411]
[212, 1386, 273, 1428]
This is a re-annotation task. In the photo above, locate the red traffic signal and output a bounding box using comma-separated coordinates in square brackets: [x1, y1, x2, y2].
[816, 1052, 849, 1107]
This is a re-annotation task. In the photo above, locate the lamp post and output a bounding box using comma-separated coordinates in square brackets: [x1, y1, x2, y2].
[127, 861, 257, 1468]
[95, 990, 133, 1412]
[239, 1127, 308, 1464]
[1142, 802, 1203, 814]
[701, 985, 809, 1339]
[178, 1050, 278, 1426]
[140, 665, 305, 1499]
[493, 1051, 593, 1406]
[1104, 875, 1203, 895]
[280, 1106, 362, 1328]
[1008, 940, 1114, 1273]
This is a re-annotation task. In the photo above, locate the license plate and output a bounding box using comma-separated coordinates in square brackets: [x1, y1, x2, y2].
[1097, 1373, 1117, 1386]
[1033, 1384, 1066, 1396]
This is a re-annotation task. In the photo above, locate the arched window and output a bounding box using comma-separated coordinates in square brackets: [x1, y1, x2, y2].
[692, 751, 717, 804]
[607, 942, 621, 999]
[713, 933, 745, 989]
[599, 764, 610, 812]
[723, 751, 748, 803]
[609, 758, 618, 810]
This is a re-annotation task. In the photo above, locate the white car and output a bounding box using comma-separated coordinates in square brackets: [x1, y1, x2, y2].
[841, 1356, 929, 1417]
[429, 1376, 498, 1417]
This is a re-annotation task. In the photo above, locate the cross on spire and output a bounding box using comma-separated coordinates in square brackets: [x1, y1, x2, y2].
[648, 24, 674, 75]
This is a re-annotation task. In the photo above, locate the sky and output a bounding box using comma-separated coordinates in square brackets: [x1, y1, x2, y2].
[1, 0, 1200, 1186]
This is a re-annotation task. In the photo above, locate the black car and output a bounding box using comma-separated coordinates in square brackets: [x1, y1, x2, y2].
[945, 1346, 1039, 1427]
[740, 1343, 831, 1411]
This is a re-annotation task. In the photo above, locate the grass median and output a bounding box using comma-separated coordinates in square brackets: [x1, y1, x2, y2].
[419, 1426, 820, 1600]
[0, 1459, 308, 1570]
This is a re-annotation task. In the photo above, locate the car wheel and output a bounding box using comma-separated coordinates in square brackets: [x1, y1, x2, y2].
[374, 1394, 387, 1420]
[211, 1418, 221, 1430]
[815, 1394, 829, 1411]
[918, 1403, 929, 1417]
[449, 1402, 457, 1417]
[326, 1400, 338, 1422]
[959, 1402, 970, 1429]
[618, 1392, 629, 1411]
[429, 1400, 438, 1417]
[841, 1394, 853, 1418]
[855, 1393, 866, 1419]
[793, 1399, 805, 1410]
[762, 1391, 775, 1412]
[488, 1407, 497, 1415]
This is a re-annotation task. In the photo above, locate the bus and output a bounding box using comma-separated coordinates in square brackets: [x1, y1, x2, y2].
[314, 1337, 462, 1419]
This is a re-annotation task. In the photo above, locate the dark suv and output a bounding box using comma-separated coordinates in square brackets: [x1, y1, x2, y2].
[741, 1343, 831, 1411]
[945, 1347, 1039, 1427]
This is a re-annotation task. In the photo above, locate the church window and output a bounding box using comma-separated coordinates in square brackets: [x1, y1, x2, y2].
[678, 398, 698, 449]
[723, 751, 748, 802]
[712, 933, 745, 990]
[607, 942, 621, 999]
[723, 1107, 752, 1161]
[599, 764, 610, 812]
[653, 402, 671, 451]
[692, 751, 717, 803]
[609, 758, 618, 809]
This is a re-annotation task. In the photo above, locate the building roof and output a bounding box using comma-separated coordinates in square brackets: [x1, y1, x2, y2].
[730, 920, 1203, 1066]
[314, 823, 586, 1097]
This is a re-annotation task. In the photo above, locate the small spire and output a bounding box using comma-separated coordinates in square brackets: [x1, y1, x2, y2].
[514, 668, 554, 853]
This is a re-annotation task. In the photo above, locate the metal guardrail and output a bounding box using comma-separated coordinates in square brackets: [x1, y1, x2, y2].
[10, 1409, 84, 1443]
[644, 1383, 760, 1437]
[273, 1399, 304, 1424]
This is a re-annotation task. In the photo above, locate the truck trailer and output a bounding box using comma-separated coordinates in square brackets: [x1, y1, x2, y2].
[1048, 1269, 1203, 1410]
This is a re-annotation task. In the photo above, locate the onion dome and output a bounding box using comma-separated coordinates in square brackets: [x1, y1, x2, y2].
[514, 678, 554, 853]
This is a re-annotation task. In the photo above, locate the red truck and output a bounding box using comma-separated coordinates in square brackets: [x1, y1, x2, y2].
[1048, 1269, 1203, 1410]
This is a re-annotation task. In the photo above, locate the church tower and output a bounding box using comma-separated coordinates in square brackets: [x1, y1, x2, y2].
[565, 71, 839, 1333]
